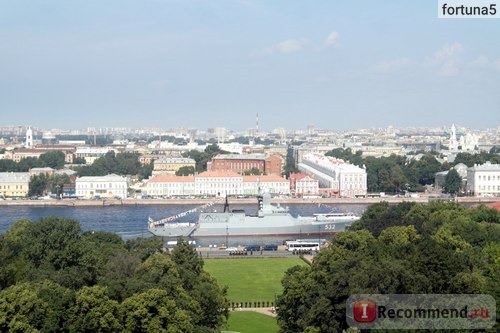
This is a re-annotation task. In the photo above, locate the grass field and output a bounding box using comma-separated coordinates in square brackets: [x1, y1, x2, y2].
[222, 311, 278, 333]
[204, 257, 307, 303]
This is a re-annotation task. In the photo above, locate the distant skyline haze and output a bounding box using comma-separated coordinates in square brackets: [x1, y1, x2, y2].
[1, 1, 499, 131]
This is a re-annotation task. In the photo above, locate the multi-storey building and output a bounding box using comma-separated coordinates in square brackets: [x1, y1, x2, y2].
[195, 171, 243, 196]
[208, 153, 283, 176]
[0, 172, 30, 198]
[4, 145, 75, 163]
[434, 163, 468, 190]
[75, 174, 128, 199]
[74, 147, 118, 164]
[466, 162, 500, 197]
[29, 167, 55, 177]
[298, 153, 367, 198]
[146, 171, 290, 197]
[289, 173, 319, 196]
[146, 175, 195, 197]
[152, 158, 196, 176]
[242, 175, 290, 196]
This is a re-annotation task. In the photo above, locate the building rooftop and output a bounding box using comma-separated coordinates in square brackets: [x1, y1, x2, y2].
[148, 175, 195, 183]
[212, 153, 268, 160]
[242, 175, 288, 182]
[154, 158, 196, 164]
[76, 174, 127, 182]
[197, 170, 242, 177]
[0, 172, 30, 182]
[469, 162, 500, 171]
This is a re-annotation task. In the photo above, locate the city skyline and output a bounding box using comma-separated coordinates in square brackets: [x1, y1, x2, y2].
[1, 1, 499, 131]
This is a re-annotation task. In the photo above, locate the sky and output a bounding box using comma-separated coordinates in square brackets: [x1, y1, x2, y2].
[1, 0, 499, 131]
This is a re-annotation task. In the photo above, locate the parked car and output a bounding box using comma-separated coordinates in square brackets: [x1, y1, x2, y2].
[244, 244, 261, 251]
[262, 244, 278, 251]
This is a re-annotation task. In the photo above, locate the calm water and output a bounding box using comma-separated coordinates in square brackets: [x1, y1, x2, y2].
[0, 202, 369, 246]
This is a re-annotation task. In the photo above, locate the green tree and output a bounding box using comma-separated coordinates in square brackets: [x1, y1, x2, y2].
[39, 151, 66, 169]
[140, 161, 154, 180]
[243, 167, 263, 175]
[73, 156, 87, 164]
[0, 159, 18, 172]
[48, 174, 71, 197]
[182, 144, 229, 173]
[176, 166, 195, 176]
[0, 282, 55, 332]
[121, 289, 194, 333]
[170, 239, 204, 290]
[67, 286, 122, 332]
[277, 202, 500, 332]
[325, 148, 363, 167]
[28, 173, 49, 196]
[443, 168, 461, 195]
[17, 157, 44, 172]
[282, 146, 299, 178]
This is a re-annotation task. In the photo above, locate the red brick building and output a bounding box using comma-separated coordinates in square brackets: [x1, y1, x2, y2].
[207, 153, 283, 176]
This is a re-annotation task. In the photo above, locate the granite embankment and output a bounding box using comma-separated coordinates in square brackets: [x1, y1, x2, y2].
[0, 196, 498, 207]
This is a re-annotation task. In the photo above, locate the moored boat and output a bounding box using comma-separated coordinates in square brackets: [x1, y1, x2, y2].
[147, 193, 360, 238]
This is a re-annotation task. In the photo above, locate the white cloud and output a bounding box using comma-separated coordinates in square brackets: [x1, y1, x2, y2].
[324, 31, 339, 47]
[275, 39, 307, 53]
[426, 42, 464, 76]
[470, 56, 500, 71]
[432, 42, 464, 62]
[470, 55, 489, 67]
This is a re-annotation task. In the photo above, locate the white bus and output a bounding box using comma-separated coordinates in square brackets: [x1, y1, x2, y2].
[286, 240, 320, 252]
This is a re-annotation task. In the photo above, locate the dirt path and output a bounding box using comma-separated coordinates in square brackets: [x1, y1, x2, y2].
[232, 307, 277, 318]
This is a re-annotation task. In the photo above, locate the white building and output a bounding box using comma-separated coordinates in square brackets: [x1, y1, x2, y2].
[145, 171, 290, 197]
[298, 153, 367, 198]
[75, 174, 128, 199]
[0, 172, 30, 198]
[242, 175, 290, 196]
[195, 171, 243, 197]
[146, 175, 195, 197]
[75, 147, 118, 164]
[295, 175, 319, 196]
[466, 162, 500, 197]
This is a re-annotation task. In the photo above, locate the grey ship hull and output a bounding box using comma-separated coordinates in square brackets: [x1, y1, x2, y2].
[148, 213, 356, 238]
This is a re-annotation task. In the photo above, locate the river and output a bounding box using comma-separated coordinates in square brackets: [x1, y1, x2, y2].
[0, 202, 370, 246]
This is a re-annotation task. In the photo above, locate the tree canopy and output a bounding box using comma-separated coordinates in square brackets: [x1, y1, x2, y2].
[276, 202, 500, 332]
[182, 144, 230, 173]
[443, 168, 462, 195]
[0, 219, 228, 332]
[75, 151, 151, 179]
[324, 148, 451, 193]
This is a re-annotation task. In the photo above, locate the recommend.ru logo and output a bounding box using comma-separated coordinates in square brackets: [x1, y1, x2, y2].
[346, 294, 496, 330]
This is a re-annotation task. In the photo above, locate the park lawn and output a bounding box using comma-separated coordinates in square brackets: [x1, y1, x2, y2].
[204, 257, 307, 303]
[223, 311, 278, 333]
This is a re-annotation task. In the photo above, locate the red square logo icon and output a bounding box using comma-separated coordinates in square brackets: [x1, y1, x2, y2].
[353, 300, 377, 323]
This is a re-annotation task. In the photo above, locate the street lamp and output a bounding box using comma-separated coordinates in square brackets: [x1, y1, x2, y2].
[318, 224, 321, 250]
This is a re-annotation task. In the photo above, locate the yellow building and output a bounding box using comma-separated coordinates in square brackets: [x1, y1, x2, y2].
[0, 172, 30, 198]
[152, 158, 196, 176]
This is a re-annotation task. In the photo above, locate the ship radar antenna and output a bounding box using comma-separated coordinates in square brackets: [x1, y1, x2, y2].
[223, 193, 229, 213]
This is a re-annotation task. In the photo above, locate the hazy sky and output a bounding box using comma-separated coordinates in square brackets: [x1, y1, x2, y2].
[1, 1, 499, 131]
